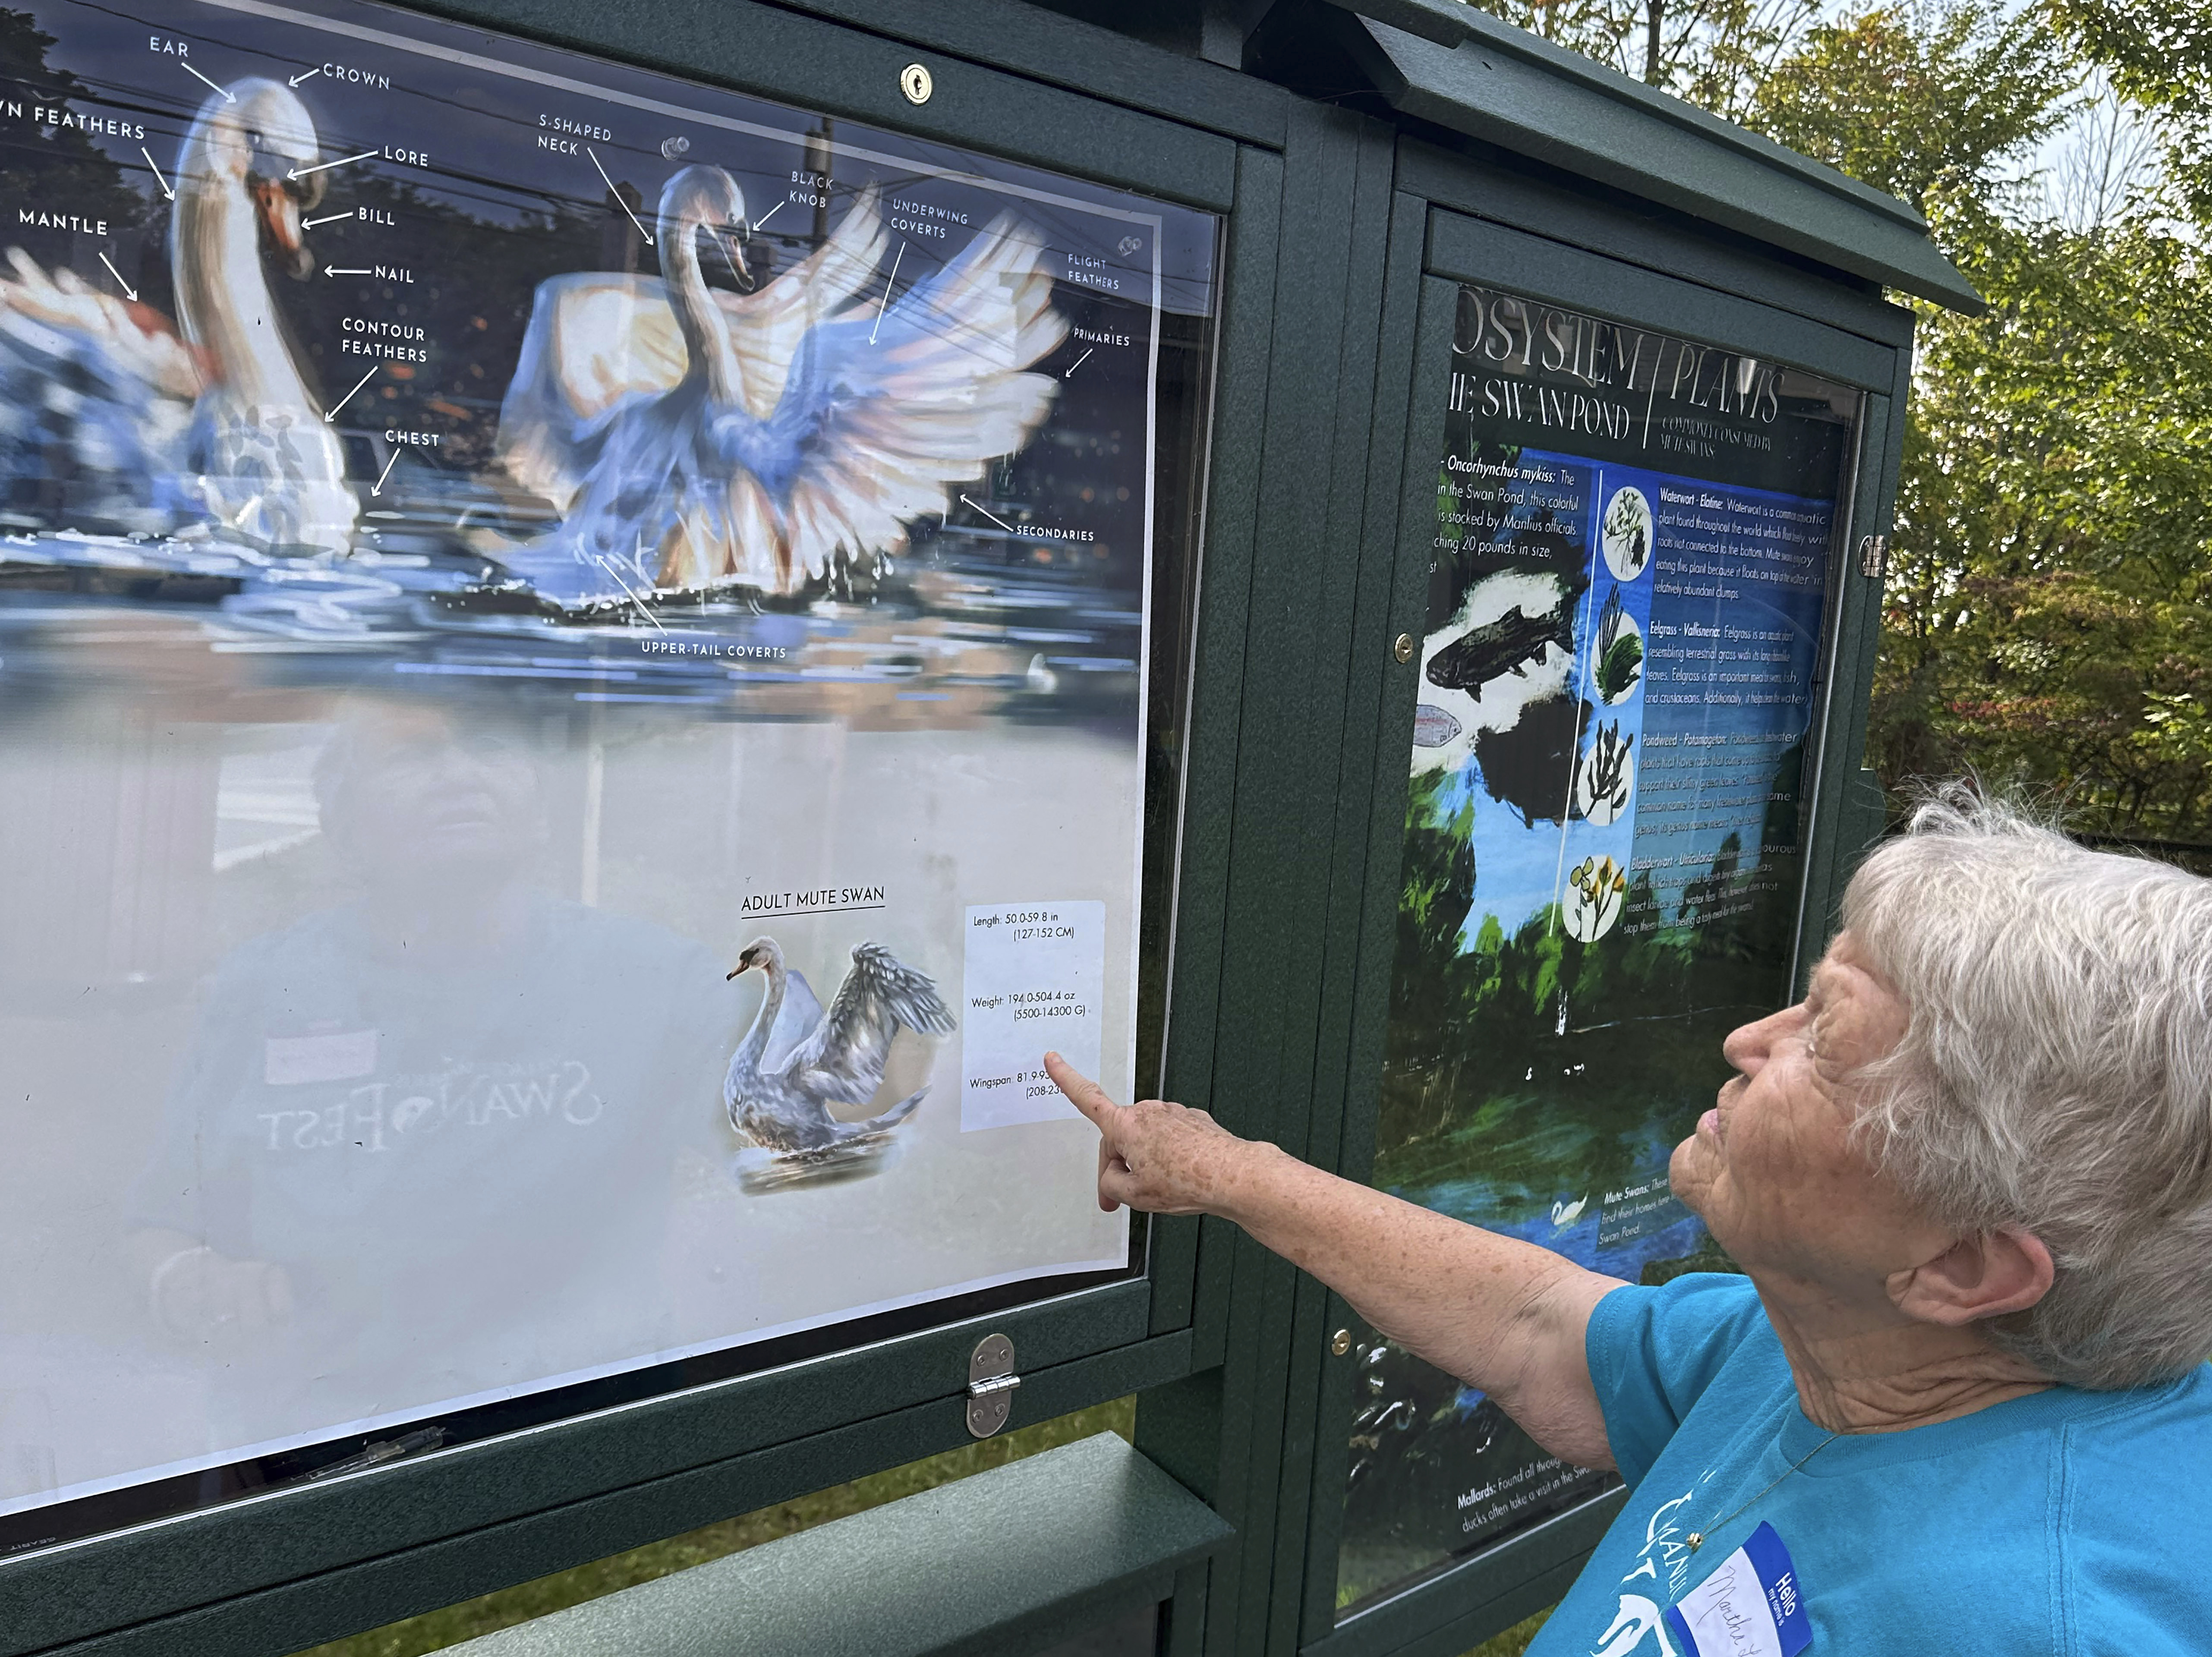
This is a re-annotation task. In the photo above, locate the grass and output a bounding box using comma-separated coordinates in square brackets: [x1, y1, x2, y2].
[298, 1396, 1135, 1657]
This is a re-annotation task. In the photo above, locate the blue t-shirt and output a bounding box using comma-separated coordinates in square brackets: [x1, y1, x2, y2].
[1525, 1273, 2212, 1656]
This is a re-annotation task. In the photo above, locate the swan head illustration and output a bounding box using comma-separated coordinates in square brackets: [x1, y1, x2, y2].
[657, 164, 750, 285]
[725, 935, 785, 980]
[180, 78, 325, 278]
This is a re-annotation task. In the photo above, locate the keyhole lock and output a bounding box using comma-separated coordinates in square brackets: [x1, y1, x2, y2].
[901, 63, 934, 104]
[1330, 1328, 1353, 1357]
[1392, 633, 1415, 664]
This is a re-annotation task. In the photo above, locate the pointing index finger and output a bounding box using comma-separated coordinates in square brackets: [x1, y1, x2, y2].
[1044, 1051, 1119, 1125]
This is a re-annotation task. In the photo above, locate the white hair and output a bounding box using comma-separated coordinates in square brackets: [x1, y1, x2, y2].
[1843, 787, 2212, 1389]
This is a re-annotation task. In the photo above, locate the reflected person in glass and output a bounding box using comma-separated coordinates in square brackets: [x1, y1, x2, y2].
[127, 696, 733, 1435]
[1049, 790, 2212, 1653]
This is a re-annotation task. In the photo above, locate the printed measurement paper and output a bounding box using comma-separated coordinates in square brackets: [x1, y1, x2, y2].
[961, 901, 1106, 1129]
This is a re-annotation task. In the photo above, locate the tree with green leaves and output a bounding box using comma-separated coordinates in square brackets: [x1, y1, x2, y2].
[1811, 6, 2212, 835]
[1461, 0, 2212, 836]
[2051, 0, 2212, 220]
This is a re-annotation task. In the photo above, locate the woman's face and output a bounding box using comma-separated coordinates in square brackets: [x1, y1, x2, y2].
[1670, 931, 1944, 1302]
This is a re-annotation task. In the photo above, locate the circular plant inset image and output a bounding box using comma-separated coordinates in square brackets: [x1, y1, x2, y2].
[1592, 589, 1644, 705]
[1601, 485, 1653, 581]
[1564, 853, 1629, 942]
[1575, 720, 1635, 825]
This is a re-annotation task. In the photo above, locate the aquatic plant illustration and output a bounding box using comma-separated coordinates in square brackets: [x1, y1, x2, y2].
[1593, 589, 1644, 703]
[1581, 719, 1633, 824]
[1600, 485, 1651, 580]
[1565, 853, 1629, 942]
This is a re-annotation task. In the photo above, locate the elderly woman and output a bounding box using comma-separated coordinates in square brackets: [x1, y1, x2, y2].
[1045, 796, 2212, 1653]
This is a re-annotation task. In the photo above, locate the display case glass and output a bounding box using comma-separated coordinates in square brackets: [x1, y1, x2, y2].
[1336, 281, 1858, 1616]
[0, 0, 1215, 1555]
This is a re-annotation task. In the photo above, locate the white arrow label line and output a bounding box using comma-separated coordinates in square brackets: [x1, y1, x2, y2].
[369, 448, 399, 496]
[598, 554, 666, 632]
[1063, 347, 1093, 379]
[139, 147, 173, 200]
[586, 148, 654, 245]
[290, 148, 377, 181]
[869, 240, 906, 346]
[752, 200, 783, 233]
[324, 267, 372, 277]
[97, 252, 136, 302]
[289, 66, 324, 88]
[958, 494, 1015, 534]
[303, 210, 351, 228]
[324, 365, 377, 422]
[183, 63, 233, 101]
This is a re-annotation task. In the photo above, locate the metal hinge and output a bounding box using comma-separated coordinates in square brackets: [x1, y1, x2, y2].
[1857, 533, 1888, 579]
[966, 1332, 1020, 1438]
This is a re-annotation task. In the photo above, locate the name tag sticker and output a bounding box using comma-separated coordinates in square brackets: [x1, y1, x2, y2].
[264, 1028, 379, 1086]
[1662, 1522, 1810, 1657]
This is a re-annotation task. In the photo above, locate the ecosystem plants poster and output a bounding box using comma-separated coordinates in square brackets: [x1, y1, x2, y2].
[0, 0, 1214, 1549]
[1337, 285, 1856, 1613]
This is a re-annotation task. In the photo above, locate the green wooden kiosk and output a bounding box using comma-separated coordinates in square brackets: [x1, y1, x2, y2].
[0, 0, 1974, 1654]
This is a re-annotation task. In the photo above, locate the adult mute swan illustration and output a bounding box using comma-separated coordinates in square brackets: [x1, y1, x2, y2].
[0, 79, 356, 554]
[723, 936, 955, 1160]
[497, 167, 1066, 602]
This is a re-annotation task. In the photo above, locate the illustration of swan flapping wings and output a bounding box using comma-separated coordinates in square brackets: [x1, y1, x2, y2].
[723, 936, 955, 1169]
[497, 168, 1067, 602]
[0, 79, 355, 554]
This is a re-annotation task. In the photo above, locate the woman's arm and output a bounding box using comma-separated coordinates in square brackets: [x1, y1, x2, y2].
[1046, 1053, 1625, 1470]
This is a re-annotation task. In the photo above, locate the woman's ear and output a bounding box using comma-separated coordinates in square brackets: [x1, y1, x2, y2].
[1891, 1224, 2054, 1326]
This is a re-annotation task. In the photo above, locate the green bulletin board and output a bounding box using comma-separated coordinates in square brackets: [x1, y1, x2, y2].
[1336, 281, 1861, 1616]
[0, 2, 1957, 1648]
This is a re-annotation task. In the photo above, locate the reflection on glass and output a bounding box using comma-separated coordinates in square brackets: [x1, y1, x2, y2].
[1336, 285, 1858, 1616]
[0, 0, 1215, 1553]
[126, 701, 733, 1389]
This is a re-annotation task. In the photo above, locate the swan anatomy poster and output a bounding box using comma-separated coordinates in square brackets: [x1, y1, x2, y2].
[0, 0, 1215, 1544]
[1335, 287, 1856, 1612]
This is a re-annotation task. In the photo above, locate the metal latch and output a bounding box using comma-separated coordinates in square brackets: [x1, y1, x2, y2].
[966, 1332, 1020, 1438]
[1857, 533, 1888, 579]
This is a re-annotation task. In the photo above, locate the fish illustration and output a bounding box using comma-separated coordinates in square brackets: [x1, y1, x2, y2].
[1412, 703, 1463, 747]
[1424, 604, 1573, 699]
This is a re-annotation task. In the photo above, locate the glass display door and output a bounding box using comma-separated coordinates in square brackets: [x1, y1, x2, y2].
[1313, 215, 1899, 1639]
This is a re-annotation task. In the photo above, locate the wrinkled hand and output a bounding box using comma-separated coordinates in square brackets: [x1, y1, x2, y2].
[1046, 1052, 1257, 1216]
[151, 1246, 293, 1345]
